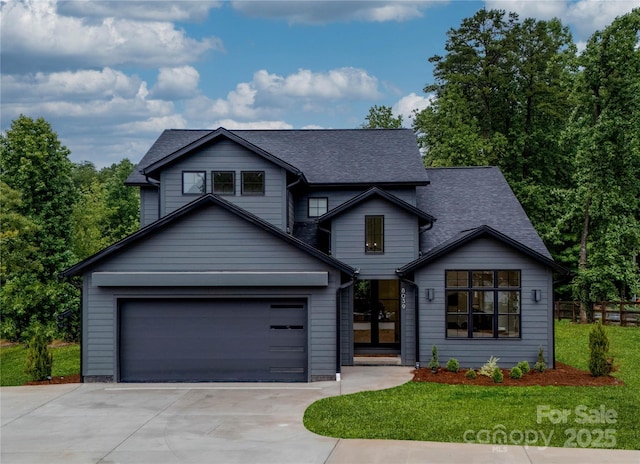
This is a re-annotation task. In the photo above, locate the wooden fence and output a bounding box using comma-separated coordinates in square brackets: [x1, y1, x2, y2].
[555, 300, 640, 326]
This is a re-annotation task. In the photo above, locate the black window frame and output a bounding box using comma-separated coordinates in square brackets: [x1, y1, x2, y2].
[365, 215, 384, 253]
[308, 197, 328, 218]
[212, 171, 235, 195]
[445, 270, 521, 339]
[182, 171, 206, 195]
[241, 171, 265, 195]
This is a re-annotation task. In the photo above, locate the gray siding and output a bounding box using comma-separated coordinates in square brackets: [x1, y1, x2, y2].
[294, 188, 416, 222]
[331, 198, 419, 278]
[414, 237, 554, 368]
[159, 139, 287, 228]
[140, 187, 159, 227]
[82, 204, 342, 381]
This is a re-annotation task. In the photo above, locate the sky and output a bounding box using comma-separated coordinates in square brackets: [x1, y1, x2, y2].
[1, 0, 639, 168]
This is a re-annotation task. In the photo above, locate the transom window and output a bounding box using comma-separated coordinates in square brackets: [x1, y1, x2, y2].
[182, 171, 206, 195]
[213, 171, 235, 195]
[446, 270, 521, 339]
[365, 215, 384, 253]
[308, 197, 328, 217]
[241, 171, 264, 195]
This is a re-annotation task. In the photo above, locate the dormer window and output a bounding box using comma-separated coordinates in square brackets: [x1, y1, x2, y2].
[241, 171, 264, 195]
[182, 171, 206, 195]
[213, 171, 235, 195]
[365, 215, 384, 253]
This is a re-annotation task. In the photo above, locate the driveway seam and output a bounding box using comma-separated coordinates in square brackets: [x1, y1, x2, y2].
[0, 384, 83, 428]
[95, 386, 191, 464]
[323, 438, 341, 464]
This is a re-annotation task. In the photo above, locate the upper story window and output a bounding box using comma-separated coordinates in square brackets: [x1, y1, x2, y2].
[365, 215, 384, 253]
[446, 270, 521, 339]
[213, 171, 235, 195]
[182, 171, 206, 195]
[308, 197, 328, 218]
[241, 171, 264, 195]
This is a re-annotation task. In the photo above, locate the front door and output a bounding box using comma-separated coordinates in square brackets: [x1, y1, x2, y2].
[354, 280, 400, 351]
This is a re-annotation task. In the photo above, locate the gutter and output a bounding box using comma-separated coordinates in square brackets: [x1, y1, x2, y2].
[336, 271, 358, 381]
[396, 270, 420, 369]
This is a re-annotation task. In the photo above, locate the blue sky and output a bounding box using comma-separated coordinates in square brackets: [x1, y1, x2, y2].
[1, 1, 638, 167]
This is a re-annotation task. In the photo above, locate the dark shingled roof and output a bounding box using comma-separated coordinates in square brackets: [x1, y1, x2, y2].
[126, 128, 430, 186]
[417, 167, 552, 259]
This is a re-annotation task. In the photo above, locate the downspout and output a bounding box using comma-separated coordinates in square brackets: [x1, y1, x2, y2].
[336, 271, 358, 381]
[286, 173, 304, 233]
[397, 270, 420, 369]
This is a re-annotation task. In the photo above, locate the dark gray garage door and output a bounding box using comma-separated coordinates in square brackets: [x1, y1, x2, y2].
[119, 299, 307, 382]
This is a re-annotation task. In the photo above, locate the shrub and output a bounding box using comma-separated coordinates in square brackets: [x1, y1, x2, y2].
[479, 356, 499, 377]
[465, 369, 476, 379]
[510, 366, 523, 379]
[446, 358, 460, 373]
[429, 345, 439, 370]
[492, 367, 504, 383]
[534, 347, 546, 373]
[589, 322, 611, 377]
[516, 361, 530, 374]
[24, 325, 53, 381]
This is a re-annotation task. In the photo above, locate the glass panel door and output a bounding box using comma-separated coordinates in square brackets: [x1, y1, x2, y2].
[354, 280, 400, 349]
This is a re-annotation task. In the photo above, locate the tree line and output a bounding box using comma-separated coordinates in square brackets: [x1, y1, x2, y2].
[1, 115, 139, 341]
[365, 8, 640, 318]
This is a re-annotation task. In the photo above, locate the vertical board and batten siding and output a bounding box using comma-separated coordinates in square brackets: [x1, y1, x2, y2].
[293, 188, 417, 222]
[82, 205, 342, 380]
[140, 187, 159, 227]
[159, 139, 287, 229]
[331, 198, 419, 279]
[414, 237, 554, 368]
[400, 283, 416, 366]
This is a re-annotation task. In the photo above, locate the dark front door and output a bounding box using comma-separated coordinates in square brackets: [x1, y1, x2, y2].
[354, 280, 400, 350]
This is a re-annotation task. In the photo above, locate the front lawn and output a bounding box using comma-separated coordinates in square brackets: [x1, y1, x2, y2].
[304, 321, 640, 450]
[0, 343, 80, 387]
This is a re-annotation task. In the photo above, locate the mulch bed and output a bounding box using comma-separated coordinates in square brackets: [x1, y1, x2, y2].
[413, 362, 623, 386]
[25, 374, 81, 385]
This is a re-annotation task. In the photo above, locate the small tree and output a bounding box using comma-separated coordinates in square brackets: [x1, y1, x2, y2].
[534, 347, 547, 372]
[429, 345, 439, 371]
[24, 325, 53, 381]
[589, 322, 611, 377]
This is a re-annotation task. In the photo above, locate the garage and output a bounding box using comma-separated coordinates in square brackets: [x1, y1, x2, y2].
[119, 298, 307, 382]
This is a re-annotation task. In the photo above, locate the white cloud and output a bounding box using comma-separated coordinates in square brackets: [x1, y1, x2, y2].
[393, 92, 434, 126]
[1, 68, 142, 102]
[186, 67, 381, 122]
[231, 0, 434, 24]
[0, 0, 223, 73]
[484, 0, 640, 39]
[151, 66, 201, 100]
[116, 115, 189, 134]
[212, 119, 294, 130]
[58, 0, 222, 22]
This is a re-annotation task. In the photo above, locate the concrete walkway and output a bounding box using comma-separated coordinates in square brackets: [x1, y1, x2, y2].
[1, 366, 638, 463]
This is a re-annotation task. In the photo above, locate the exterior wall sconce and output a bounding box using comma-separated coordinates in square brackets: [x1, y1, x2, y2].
[533, 289, 541, 302]
[426, 288, 435, 301]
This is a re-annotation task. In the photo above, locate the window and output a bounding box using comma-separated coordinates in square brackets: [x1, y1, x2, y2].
[365, 215, 384, 253]
[213, 171, 235, 195]
[446, 270, 520, 339]
[241, 171, 264, 195]
[308, 197, 328, 217]
[182, 171, 206, 195]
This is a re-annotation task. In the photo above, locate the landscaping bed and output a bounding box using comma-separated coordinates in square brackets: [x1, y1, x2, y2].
[413, 362, 623, 386]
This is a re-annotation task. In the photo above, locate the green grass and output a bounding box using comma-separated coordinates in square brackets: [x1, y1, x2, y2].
[0, 343, 80, 387]
[304, 321, 640, 450]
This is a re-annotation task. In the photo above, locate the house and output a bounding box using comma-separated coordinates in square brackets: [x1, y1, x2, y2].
[62, 127, 566, 382]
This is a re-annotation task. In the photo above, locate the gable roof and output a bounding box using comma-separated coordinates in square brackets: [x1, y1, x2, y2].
[126, 128, 430, 187]
[398, 225, 568, 274]
[142, 127, 303, 180]
[318, 186, 436, 226]
[61, 194, 356, 278]
[417, 167, 552, 259]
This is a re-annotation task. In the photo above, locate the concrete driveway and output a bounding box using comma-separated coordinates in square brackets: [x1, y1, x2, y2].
[1, 366, 638, 464]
